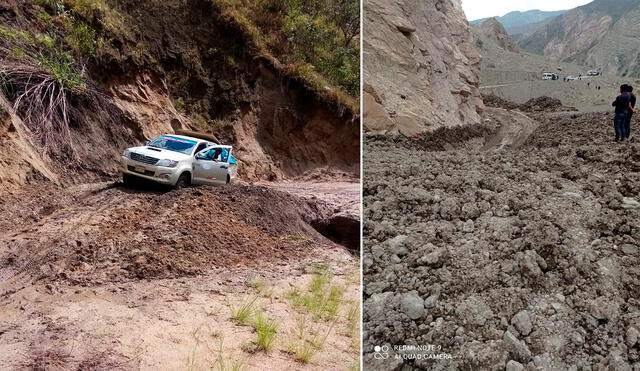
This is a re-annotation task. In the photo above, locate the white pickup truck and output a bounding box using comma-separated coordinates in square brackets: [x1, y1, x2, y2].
[121, 133, 237, 188]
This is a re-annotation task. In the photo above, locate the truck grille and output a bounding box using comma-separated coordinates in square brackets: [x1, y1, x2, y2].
[130, 152, 159, 165]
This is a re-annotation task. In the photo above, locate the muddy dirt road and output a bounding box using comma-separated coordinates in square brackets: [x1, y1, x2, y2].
[363, 107, 640, 370]
[0, 180, 360, 370]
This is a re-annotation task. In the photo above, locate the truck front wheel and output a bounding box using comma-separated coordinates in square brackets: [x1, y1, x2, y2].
[175, 173, 190, 189]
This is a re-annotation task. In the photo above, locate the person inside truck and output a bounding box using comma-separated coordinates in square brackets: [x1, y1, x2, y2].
[201, 148, 223, 161]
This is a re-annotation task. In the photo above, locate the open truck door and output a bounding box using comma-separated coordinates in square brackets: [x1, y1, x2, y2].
[193, 145, 233, 185]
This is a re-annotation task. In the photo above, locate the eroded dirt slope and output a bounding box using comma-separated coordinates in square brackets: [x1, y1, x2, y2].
[363, 109, 640, 369]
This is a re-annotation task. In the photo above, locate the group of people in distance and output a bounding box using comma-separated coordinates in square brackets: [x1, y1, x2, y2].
[613, 84, 637, 142]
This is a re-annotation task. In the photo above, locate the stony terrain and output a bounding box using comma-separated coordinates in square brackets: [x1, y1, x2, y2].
[363, 0, 484, 135]
[363, 101, 640, 370]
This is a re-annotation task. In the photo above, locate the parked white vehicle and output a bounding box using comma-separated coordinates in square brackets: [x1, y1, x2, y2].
[542, 72, 558, 80]
[121, 133, 237, 188]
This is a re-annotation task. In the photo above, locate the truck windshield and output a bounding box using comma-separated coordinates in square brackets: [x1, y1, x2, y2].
[147, 136, 197, 155]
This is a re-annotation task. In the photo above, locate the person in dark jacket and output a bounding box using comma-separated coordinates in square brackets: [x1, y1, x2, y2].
[622, 84, 637, 141]
[612, 85, 631, 141]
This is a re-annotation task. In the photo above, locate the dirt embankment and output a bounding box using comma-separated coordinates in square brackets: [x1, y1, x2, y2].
[363, 106, 640, 369]
[0, 182, 358, 289]
[0, 0, 359, 195]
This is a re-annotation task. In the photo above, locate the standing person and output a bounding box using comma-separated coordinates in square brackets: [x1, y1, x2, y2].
[612, 85, 631, 142]
[622, 85, 637, 141]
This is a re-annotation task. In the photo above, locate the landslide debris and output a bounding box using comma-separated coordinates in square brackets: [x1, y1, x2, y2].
[0, 183, 345, 287]
[363, 110, 640, 369]
[483, 94, 578, 113]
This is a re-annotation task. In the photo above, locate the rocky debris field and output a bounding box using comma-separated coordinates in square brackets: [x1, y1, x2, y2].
[484, 94, 578, 113]
[363, 108, 640, 370]
[0, 181, 358, 290]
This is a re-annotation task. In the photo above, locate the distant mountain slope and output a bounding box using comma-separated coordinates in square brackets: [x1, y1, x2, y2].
[509, 17, 559, 42]
[519, 0, 640, 77]
[470, 9, 568, 33]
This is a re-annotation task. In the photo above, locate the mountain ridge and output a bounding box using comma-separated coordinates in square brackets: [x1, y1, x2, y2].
[470, 9, 568, 33]
[519, 0, 640, 77]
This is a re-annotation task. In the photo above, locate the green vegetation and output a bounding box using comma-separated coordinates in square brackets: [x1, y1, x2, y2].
[287, 265, 345, 321]
[287, 315, 333, 363]
[253, 312, 278, 351]
[346, 302, 358, 335]
[213, 0, 359, 102]
[230, 297, 257, 325]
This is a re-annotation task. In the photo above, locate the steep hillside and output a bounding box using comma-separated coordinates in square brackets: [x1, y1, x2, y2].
[520, 0, 640, 77]
[0, 0, 360, 193]
[474, 18, 519, 53]
[471, 9, 568, 32]
[363, 0, 484, 136]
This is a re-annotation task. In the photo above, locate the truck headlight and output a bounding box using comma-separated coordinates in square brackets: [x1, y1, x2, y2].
[157, 159, 178, 168]
[123, 149, 131, 158]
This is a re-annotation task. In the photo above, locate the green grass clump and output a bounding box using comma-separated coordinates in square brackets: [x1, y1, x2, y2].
[230, 297, 257, 325]
[287, 266, 344, 321]
[253, 312, 278, 351]
[287, 316, 332, 363]
[66, 20, 103, 56]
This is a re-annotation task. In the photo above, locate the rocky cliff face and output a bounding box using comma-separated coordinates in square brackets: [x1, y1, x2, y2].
[520, 0, 640, 77]
[475, 18, 519, 53]
[363, 0, 484, 136]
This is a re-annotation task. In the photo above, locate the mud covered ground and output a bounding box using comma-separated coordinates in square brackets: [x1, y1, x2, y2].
[363, 108, 640, 370]
[0, 181, 360, 370]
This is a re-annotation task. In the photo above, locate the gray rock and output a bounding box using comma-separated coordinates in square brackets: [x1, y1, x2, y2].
[424, 294, 438, 309]
[503, 331, 532, 363]
[626, 326, 640, 347]
[589, 297, 620, 321]
[387, 235, 409, 256]
[622, 197, 640, 209]
[570, 331, 584, 345]
[621, 244, 638, 255]
[371, 245, 385, 260]
[511, 310, 533, 336]
[462, 219, 475, 233]
[418, 248, 450, 267]
[506, 360, 524, 371]
[401, 291, 424, 320]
